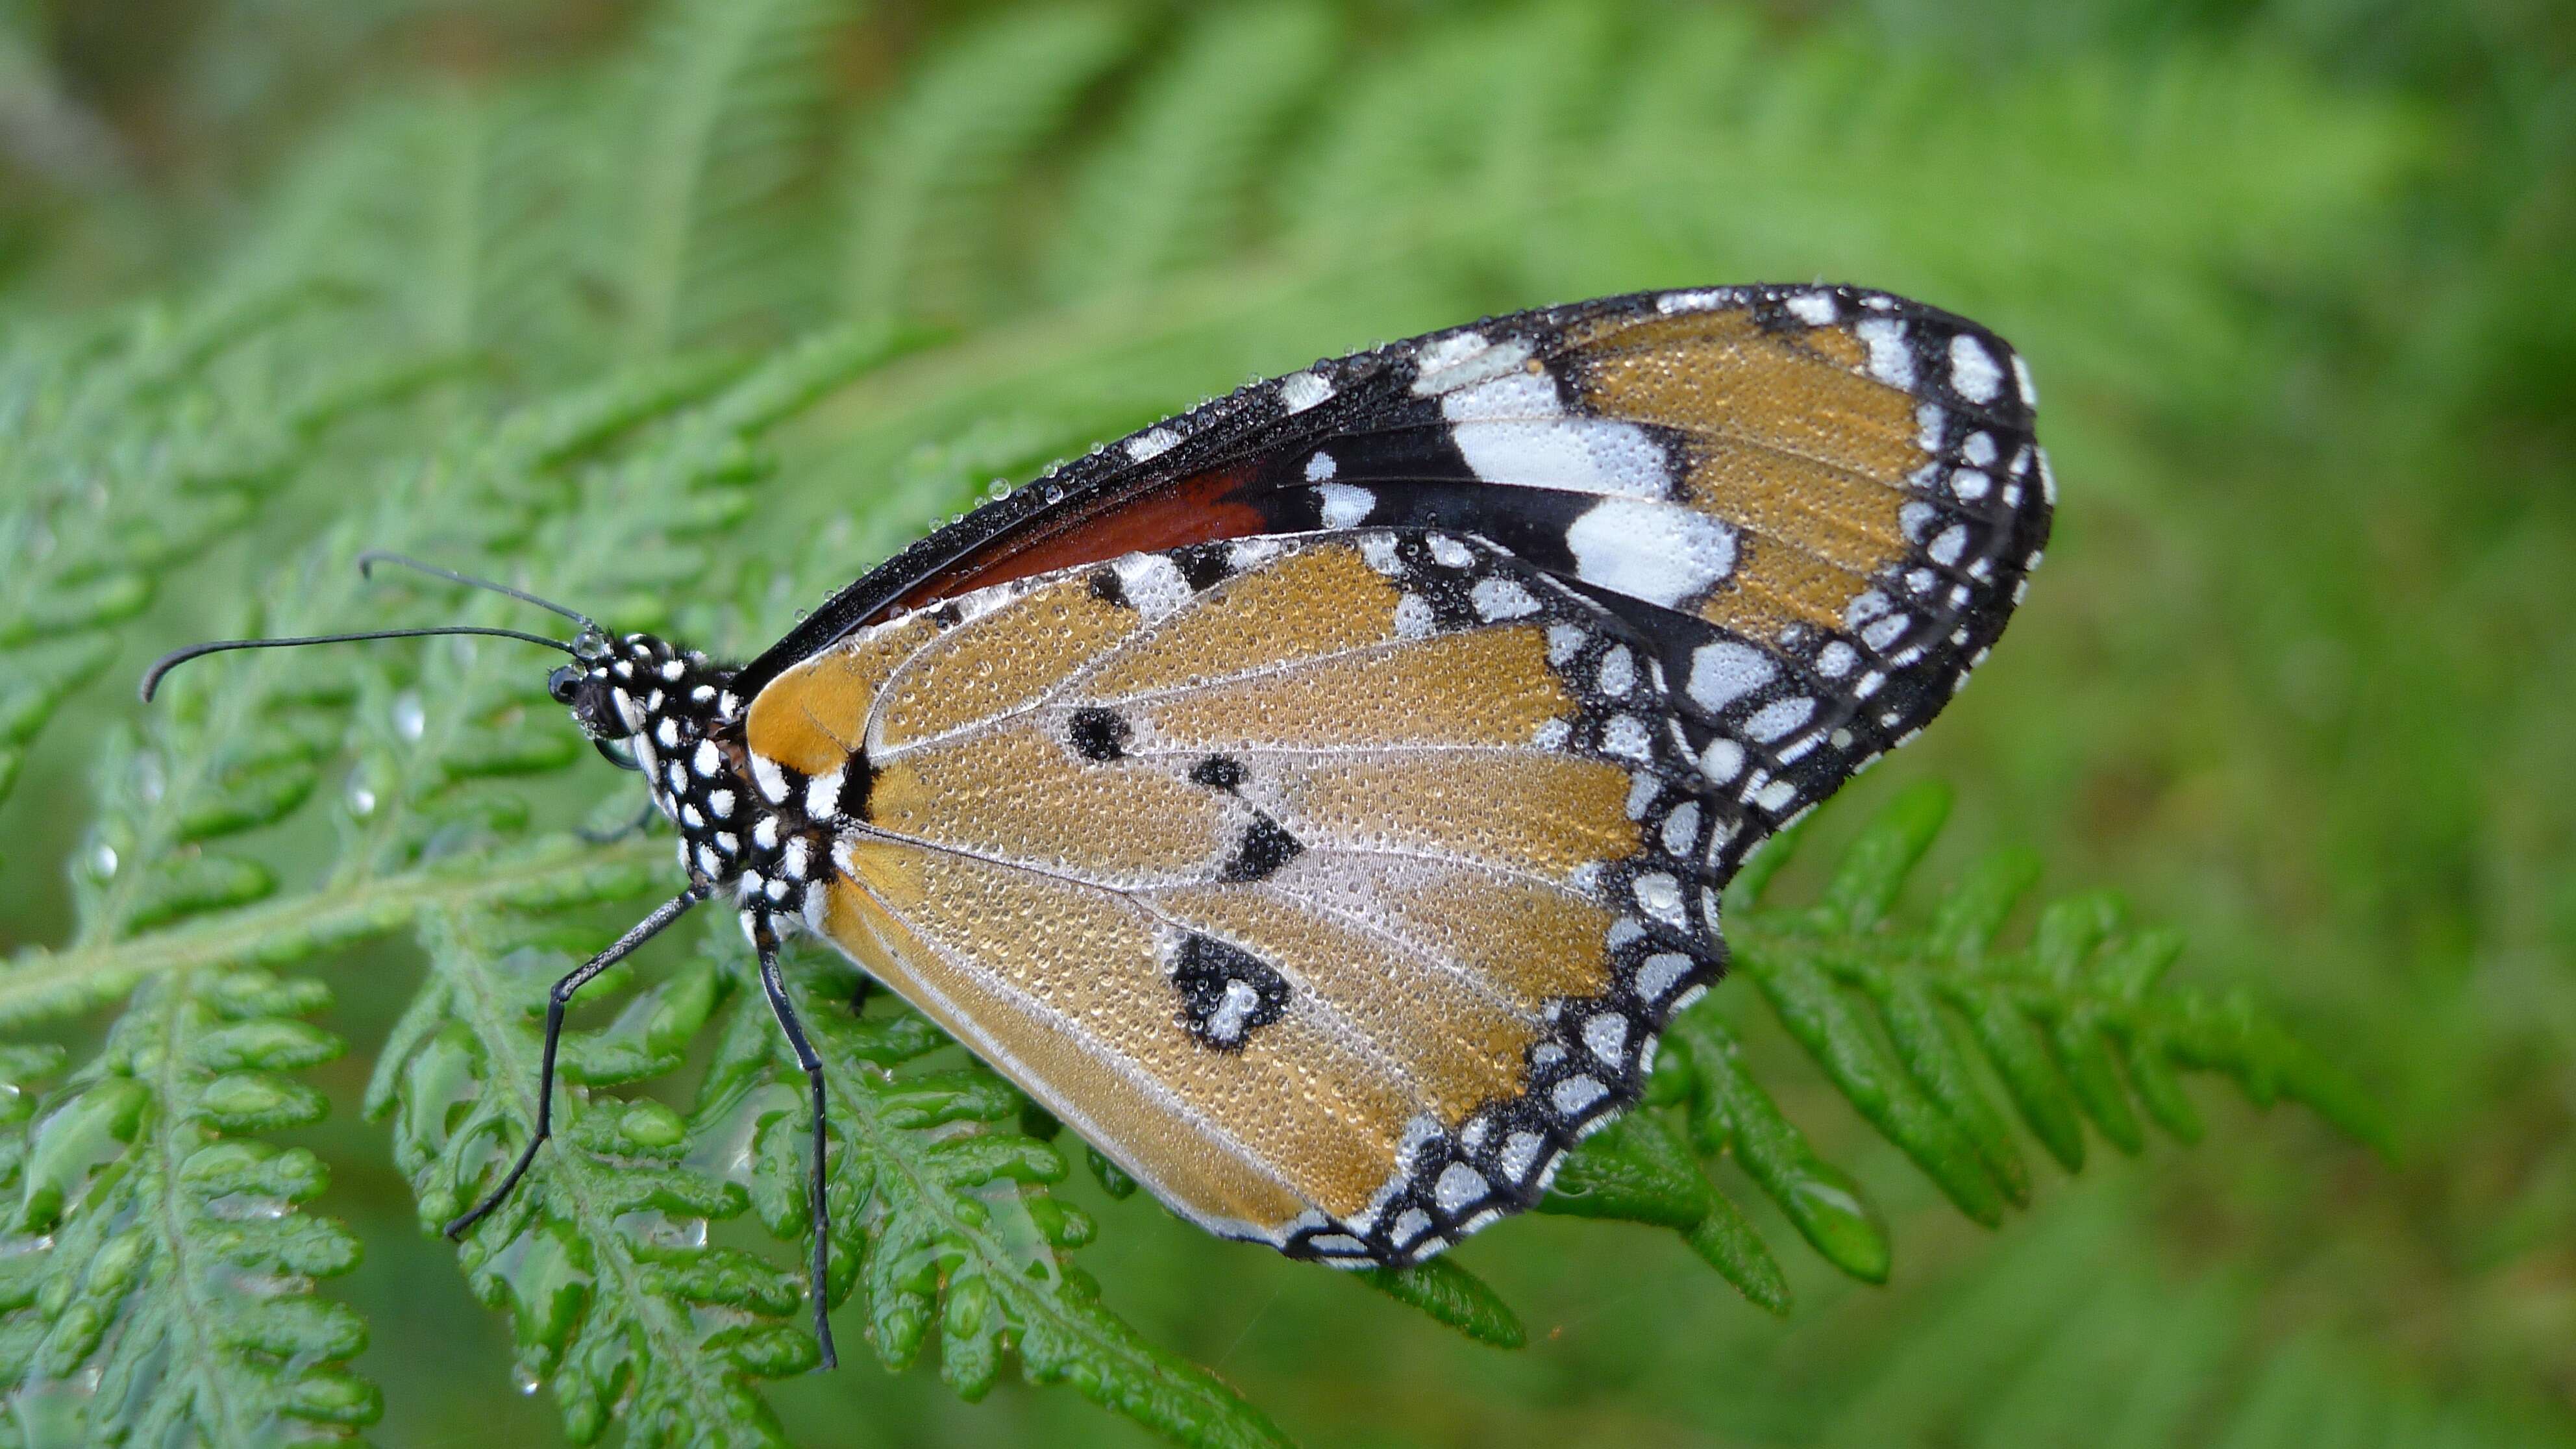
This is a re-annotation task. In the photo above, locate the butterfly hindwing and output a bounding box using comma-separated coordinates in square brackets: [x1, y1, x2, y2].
[750, 532, 1722, 1264]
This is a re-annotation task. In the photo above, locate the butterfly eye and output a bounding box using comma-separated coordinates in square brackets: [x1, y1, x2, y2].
[547, 664, 582, 704]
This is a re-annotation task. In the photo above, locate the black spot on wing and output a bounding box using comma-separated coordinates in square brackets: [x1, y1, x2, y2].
[1190, 755, 1246, 790]
[1087, 567, 1130, 608]
[1067, 707, 1131, 762]
[1169, 542, 1232, 591]
[1219, 814, 1302, 883]
[1172, 934, 1291, 1050]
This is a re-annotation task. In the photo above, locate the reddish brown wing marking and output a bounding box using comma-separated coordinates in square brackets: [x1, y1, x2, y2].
[889, 465, 1266, 611]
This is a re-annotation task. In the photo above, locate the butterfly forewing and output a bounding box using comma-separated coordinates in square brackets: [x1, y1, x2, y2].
[735, 285, 2049, 1265]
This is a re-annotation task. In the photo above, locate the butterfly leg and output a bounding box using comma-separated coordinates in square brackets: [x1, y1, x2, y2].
[755, 934, 840, 1370]
[444, 886, 709, 1238]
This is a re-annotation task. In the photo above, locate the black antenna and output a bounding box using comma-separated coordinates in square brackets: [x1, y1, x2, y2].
[140, 553, 603, 702]
[356, 551, 599, 632]
[140, 627, 576, 702]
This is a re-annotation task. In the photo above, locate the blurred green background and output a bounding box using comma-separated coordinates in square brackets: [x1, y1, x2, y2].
[2, 0, 2572, 1445]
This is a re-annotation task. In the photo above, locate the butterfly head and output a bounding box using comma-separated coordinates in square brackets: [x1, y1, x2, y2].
[560, 630, 734, 776]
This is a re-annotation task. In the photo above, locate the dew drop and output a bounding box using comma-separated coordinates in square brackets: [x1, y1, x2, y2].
[347, 780, 377, 817]
[986, 478, 1011, 500]
[391, 691, 426, 742]
[1040, 482, 1063, 504]
[514, 1366, 543, 1396]
[90, 844, 118, 878]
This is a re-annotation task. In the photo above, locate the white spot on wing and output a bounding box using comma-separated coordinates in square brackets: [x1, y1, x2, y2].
[1949, 334, 2002, 402]
[805, 767, 843, 820]
[1410, 332, 1528, 395]
[1785, 291, 1839, 325]
[1700, 737, 1746, 782]
[1552, 1076, 1608, 1116]
[1857, 317, 1914, 388]
[1635, 952, 1692, 1002]
[1602, 715, 1651, 760]
[1315, 482, 1372, 528]
[1450, 410, 1672, 498]
[1111, 552, 1191, 621]
[1688, 640, 1776, 711]
[1125, 427, 1179, 462]
[1434, 1163, 1488, 1214]
[1565, 498, 1738, 606]
[1279, 370, 1332, 413]
[1633, 871, 1686, 928]
[1391, 1207, 1434, 1247]
[1661, 801, 1701, 855]
[1597, 646, 1635, 697]
[1744, 695, 1816, 742]
[1585, 1013, 1629, 1065]
[1469, 577, 1539, 620]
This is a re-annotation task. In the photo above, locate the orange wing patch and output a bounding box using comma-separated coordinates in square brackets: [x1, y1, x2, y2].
[873, 572, 1146, 752]
[1136, 627, 1573, 753]
[1563, 301, 1929, 640]
[745, 610, 939, 778]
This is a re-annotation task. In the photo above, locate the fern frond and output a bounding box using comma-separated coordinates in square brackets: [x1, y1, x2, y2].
[0, 286, 362, 816]
[0, 969, 374, 1445]
[1802, 1189, 2571, 1449]
[1045, 3, 1340, 298]
[620, 0, 855, 357]
[1530, 780, 2384, 1313]
[840, 3, 1136, 328]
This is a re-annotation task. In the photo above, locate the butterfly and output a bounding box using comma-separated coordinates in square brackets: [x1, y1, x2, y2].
[145, 285, 2050, 1368]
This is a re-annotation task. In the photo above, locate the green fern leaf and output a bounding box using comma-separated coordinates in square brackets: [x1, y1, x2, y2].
[1545, 780, 2386, 1313]
[841, 3, 1136, 328]
[0, 286, 370, 817]
[621, 0, 856, 356]
[1046, 3, 1340, 297]
[0, 969, 375, 1445]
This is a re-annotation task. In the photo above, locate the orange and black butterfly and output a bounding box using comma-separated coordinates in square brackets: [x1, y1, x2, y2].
[146, 286, 2050, 1366]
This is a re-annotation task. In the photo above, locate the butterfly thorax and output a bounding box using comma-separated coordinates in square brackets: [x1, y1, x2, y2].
[560, 631, 833, 926]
